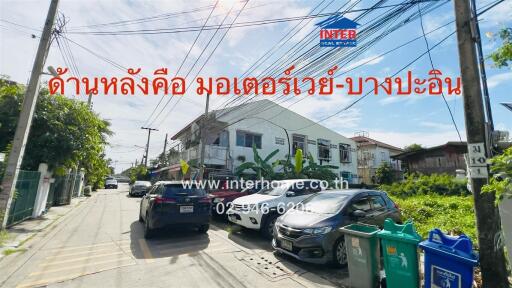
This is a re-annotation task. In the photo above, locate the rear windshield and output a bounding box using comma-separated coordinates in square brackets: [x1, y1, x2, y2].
[163, 184, 207, 197]
[134, 181, 151, 186]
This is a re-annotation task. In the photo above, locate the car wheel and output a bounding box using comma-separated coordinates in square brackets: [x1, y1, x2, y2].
[138, 205, 143, 222]
[332, 237, 348, 267]
[261, 214, 278, 239]
[144, 213, 154, 239]
[198, 224, 209, 233]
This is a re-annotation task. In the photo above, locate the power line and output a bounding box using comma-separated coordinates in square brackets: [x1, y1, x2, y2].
[64, 1, 442, 36]
[142, 0, 220, 127]
[149, 0, 251, 128]
[417, 3, 462, 141]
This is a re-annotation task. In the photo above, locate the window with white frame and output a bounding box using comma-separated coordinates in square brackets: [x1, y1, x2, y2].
[317, 139, 331, 161]
[292, 134, 307, 156]
[339, 144, 351, 163]
[236, 131, 262, 149]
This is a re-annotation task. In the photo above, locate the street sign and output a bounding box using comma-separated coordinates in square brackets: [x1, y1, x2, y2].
[467, 142, 488, 179]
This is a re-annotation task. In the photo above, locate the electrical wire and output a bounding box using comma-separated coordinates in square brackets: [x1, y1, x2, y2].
[417, 3, 463, 141]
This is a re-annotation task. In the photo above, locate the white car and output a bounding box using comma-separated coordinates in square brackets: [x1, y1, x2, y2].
[105, 178, 118, 189]
[226, 179, 325, 238]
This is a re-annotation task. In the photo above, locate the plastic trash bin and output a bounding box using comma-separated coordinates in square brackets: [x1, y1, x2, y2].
[418, 229, 478, 288]
[377, 219, 422, 288]
[339, 223, 380, 288]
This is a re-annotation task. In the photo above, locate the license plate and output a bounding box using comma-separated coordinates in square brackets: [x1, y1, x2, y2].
[180, 206, 194, 213]
[281, 239, 293, 251]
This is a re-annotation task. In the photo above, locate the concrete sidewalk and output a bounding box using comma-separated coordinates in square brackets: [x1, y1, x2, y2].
[0, 196, 89, 261]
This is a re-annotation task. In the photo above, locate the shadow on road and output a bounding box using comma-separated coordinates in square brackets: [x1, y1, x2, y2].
[129, 221, 210, 260]
[210, 217, 350, 287]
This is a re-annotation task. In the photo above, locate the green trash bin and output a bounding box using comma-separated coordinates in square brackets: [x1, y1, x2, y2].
[377, 218, 421, 288]
[340, 223, 381, 288]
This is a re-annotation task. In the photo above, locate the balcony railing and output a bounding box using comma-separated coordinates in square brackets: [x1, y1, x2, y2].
[170, 145, 227, 166]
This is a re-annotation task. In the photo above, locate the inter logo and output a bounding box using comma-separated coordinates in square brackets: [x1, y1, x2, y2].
[317, 15, 359, 47]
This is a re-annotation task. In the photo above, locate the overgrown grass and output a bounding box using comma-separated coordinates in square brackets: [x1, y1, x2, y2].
[0, 229, 9, 247]
[2, 247, 26, 256]
[390, 194, 477, 243]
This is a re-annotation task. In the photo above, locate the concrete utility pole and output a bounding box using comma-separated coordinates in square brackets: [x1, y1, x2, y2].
[163, 133, 168, 165]
[199, 93, 210, 180]
[453, 1, 508, 287]
[0, 0, 59, 229]
[470, 0, 494, 132]
[141, 127, 158, 167]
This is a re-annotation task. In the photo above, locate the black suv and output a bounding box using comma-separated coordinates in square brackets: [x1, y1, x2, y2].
[139, 181, 211, 238]
[273, 189, 401, 267]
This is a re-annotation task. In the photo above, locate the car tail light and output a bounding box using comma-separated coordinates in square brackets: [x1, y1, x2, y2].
[199, 197, 211, 203]
[154, 196, 176, 204]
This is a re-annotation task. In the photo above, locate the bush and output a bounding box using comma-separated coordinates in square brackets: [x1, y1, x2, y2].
[391, 194, 476, 242]
[380, 173, 469, 197]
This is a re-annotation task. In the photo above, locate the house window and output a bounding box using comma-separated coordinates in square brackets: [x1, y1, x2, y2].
[317, 139, 331, 161]
[236, 131, 262, 149]
[212, 131, 228, 147]
[339, 144, 351, 163]
[292, 134, 307, 156]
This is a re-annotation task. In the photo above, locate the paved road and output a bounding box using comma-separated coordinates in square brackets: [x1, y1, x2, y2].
[0, 184, 349, 288]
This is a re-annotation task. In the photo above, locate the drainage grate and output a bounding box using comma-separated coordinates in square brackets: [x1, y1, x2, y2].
[237, 253, 300, 280]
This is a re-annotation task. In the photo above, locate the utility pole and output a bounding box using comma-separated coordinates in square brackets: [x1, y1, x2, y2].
[141, 127, 158, 167]
[162, 133, 168, 166]
[0, 0, 59, 229]
[453, 1, 508, 287]
[87, 92, 93, 109]
[199, 93, 210, 180]
[470, 0, 493, 133]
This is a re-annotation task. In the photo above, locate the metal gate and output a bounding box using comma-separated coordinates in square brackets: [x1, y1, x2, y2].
[52, 174, 72, 206]
[7, 170, 41, 226]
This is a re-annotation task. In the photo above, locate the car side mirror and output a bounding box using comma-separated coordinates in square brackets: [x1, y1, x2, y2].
[351, 210, 366, 218]
[285, 191, 296, 197]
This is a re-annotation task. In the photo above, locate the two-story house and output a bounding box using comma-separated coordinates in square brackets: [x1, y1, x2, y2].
[350, 133, 403, 184]
[165, 99, 358, 183]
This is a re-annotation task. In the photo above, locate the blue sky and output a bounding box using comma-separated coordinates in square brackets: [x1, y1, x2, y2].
[1, 0, 511, 173]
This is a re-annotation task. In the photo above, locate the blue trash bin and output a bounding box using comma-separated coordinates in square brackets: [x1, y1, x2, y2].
[419, 229, 478, 288]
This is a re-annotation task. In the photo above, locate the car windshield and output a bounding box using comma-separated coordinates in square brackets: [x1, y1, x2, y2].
[298, 193, 348, 214]
[163, 184, 207, 197]
[134, 181, 150, 186]
[257, 183, 288, 196]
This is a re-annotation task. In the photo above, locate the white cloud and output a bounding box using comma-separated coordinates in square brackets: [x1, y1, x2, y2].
[369, 130, 466, 148]
[419, 121, 454, 131]
[339, 55, 385, 73]
[487, 72, 512, 88]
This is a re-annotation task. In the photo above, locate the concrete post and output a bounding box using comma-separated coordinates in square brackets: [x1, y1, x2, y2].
[32, 163, 51, 218]
[77, 169, 85, 197]
[499, 199, 512, 266]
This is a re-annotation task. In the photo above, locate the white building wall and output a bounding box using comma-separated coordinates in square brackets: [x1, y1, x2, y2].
[216, 100, 358, 180]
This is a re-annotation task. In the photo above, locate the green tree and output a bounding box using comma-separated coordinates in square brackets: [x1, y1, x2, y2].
[127, 165, 149, 184]
[375, 162, 394, 184]
[403, 143, 423, 152]
[0, 78, 112, 189]
[482, 146, 512, 203]
[235, 145, 279, 179]
[488, 27, 512, 68]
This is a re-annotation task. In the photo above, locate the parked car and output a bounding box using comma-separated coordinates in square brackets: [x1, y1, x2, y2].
[272, 189, 401, 267]
[104, 178, 118, 189]
[129, 181, 151, 197]
[139, 181, 212, 238]
[210, 182, 264, 215]
[226, 179, 325, 238]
